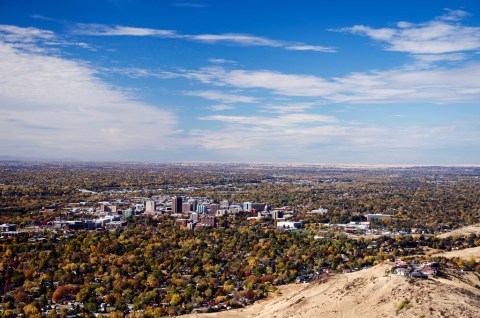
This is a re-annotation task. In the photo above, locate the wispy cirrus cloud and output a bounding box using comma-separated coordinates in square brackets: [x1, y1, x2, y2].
[179, 63, 480, 103]
[412, 53, 466, 63]
[74, 24, 179, 37]
[206, 104, 235, 111]
[90, 9, 480, 106]
[335, 9, 480, 56]
[188, 33, 279, 46]
[286, 45, 333, 52]
[207, 58, 237, 64]
[105, 66, 179, 79]
[0, 24, 92, 52]
[199, 113, 338, 126]
[185, 90, 258, 103]
[261, 102, 318, 113]
[110, 60, 480, 105]
[189, 33, 336, 52]
[438, 9, 471, 22]
[73, 23, 335, 52]
[0, 24, 55, 42]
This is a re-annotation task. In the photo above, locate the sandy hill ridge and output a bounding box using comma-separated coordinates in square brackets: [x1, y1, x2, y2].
[183, 263, 480, 318]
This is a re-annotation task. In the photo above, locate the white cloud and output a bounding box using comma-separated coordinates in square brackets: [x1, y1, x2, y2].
[74, 23, 335, 52]
[438, 9, 470, 22]
[0, 26, 177, 159]
[207, 58, 237, 64]
[0, 24, 55, 43]
[105, 66, 179, 79]
[1, 12, 477, 164]
[412, 53, 466, 63]
[74, 24, 178, 37]
[336, 9, 480, 55]
[199, 113, 338, 126]
[0, 24, 92, 53]
[185, 90, 258, 103]
[183, 64, 480, 103]
[197, 68, 341, 97]
[98, 10, 479, 106]
[188, 33, 280, 46]
[191, 118, 480, 164]
[206, 104, 235, 111]
[261, 102, 317, 113]
[286, 45, 336, 52]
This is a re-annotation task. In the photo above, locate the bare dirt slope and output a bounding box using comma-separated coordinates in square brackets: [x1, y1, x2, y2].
[182, 263, 480, 318]
[437, 223, 480, 238]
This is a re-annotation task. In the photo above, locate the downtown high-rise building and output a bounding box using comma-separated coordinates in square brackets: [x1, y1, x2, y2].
[172, 196, 182, 213]
[145, 200, 156, 214]
[196, 203, 208, 214]
[210, 203, 220, 214]
[188, 199, 198, 212]
[182, 202, 191, 213]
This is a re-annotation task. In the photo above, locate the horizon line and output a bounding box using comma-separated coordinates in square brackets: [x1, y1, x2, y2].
[0, 158, 479, 168]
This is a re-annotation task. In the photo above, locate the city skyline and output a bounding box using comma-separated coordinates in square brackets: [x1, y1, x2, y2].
[1, 0, 479, 164]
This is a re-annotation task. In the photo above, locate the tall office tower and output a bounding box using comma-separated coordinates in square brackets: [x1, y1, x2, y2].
[172, 196, 183, 213]
[210, 203, 220, 214]
[197, 204, 208, 214]
[182, 202, 191, 213]
[145, 200, 156, 213]
[188, 199, 198, 212]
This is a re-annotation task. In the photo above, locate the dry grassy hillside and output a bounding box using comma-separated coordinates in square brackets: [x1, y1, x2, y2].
[183, 263, 480, 318]
[437, 223, 480, 239]
[434, 246, 480, 261]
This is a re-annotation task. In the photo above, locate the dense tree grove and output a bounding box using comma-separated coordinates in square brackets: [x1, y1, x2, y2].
[2, 218, 480, 317]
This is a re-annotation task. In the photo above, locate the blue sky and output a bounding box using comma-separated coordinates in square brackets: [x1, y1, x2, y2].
[1, 0, 479, 164]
